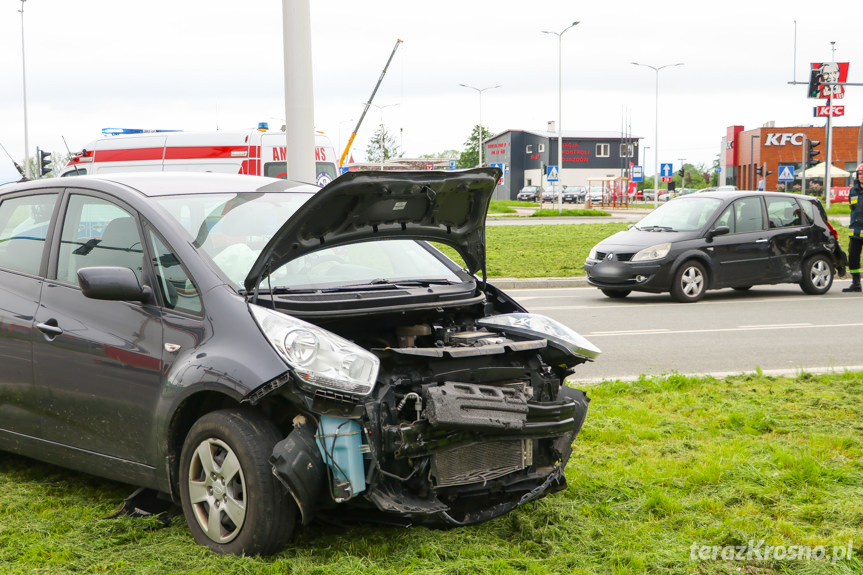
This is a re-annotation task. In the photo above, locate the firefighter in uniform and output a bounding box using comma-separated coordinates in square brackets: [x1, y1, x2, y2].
[844, 163, 863, 292]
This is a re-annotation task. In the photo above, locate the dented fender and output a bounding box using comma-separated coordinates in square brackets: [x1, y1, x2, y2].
[269, 416, 325, 525]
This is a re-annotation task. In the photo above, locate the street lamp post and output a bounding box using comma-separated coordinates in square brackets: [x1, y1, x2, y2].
[19, 0, 30, 179]
[369, 103, 399, 170]
[631, 62, 683, 208]
[542, 21, 579, 215]
[458, 83, 501, 167]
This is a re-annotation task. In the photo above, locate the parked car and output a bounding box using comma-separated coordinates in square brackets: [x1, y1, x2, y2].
[589, 188, 605, 203]
[542, 184, 566, 203]
[516, 185, 543, 202]
[562, 185, 587, 203]
[584, 190, 843, 302]
[0, 169, 598, 555]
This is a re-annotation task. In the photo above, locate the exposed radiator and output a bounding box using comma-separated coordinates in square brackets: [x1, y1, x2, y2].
[432, 439, 532, 487]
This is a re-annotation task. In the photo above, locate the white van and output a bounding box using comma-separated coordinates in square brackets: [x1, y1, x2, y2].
[61, 129, 338, 186]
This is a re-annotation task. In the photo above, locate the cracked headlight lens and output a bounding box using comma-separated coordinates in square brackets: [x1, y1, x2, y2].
[249, 304, 379, 396]
[477, 313, 600, 361]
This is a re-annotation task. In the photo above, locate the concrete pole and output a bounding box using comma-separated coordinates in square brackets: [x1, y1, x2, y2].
[282, 0, 315, 184]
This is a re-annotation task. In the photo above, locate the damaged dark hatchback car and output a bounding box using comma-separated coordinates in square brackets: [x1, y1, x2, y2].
[0, 169, 598, 555]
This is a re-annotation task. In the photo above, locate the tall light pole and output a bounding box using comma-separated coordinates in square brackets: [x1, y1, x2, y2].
[19, 0, 30, 179]
[631, 62, 683, 208]
[459, 83, 501, 167]
[369, 103, 399, 170]
[543, 21, 579, 214]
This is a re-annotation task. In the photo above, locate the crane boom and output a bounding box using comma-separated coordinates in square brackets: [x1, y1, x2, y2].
[339, 39, 403, 168]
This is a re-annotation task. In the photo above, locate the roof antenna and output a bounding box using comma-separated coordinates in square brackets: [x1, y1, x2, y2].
[61, 135, 84, 176]
[0, 142, 28, 181]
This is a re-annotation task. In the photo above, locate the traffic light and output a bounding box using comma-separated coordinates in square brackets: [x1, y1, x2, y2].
[38, 148, 52, 177]
[755, 166, 763, 176]
[807, 139, 821, 168]
[678, 167, 684, 178]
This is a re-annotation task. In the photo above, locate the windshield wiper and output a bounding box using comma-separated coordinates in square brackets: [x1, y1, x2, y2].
[636, 225, 675, 232]
[336, 278, 458, 290]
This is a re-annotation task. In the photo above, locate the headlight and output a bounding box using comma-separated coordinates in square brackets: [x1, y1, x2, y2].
[632, 242, 671, 262]
[249, 305, 380, 396]
[477, 313, 600, 361]
[587, 246, 598, 260]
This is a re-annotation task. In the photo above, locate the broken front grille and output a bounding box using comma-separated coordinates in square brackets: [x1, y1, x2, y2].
[431, 439, 533, 488]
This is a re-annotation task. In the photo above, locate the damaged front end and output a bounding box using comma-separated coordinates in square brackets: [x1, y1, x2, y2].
[263, 308, 597, 528]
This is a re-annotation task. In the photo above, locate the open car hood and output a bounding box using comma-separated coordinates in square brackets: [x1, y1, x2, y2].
[243, 167, 501, 292]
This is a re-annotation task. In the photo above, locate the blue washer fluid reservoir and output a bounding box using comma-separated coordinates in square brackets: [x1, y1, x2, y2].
[315, 415, 366, 501]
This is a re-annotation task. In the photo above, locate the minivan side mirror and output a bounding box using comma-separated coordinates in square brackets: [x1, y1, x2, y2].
[78, 266, 152, 302]
[706, 225, 731, 241]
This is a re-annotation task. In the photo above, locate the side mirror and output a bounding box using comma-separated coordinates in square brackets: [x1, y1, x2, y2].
[706, 225, 731, 241]
[78, 266, 152, 302]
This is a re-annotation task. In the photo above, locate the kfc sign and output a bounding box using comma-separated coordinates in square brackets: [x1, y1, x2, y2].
[815, 105, 844, 117]
[807, 62, 850, 100]
[764, 133, 805, 146]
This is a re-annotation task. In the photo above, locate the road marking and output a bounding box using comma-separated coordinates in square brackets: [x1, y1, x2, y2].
[582, 322, 863, 338]
[589, 329, 670, 336]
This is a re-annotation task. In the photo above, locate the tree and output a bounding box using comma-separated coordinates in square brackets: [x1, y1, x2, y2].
[20, 151, 68, 179]
[458, 125, 494, 168]
[365, 125, 401, 164]
[420, 149, 459, 160]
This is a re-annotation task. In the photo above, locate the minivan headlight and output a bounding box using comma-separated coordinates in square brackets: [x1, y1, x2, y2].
[249, 305, 379, 396]
[588, 246, 598, 260]
[632, 242, 671, 262]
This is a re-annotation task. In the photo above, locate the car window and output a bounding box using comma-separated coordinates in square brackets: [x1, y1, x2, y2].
[732, 197, 764, 233]
[56, 195, 144, 285]
[799, 199, 816, 225]
[765, 197, 803, 228]
[714, 205, 735, 233]
[148, 229, 202, 315]
[0, 193, 58, 274]
[636, 197, 722, 231]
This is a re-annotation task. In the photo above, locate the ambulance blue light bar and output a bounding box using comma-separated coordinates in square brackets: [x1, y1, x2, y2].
[101, 128, 182, 135]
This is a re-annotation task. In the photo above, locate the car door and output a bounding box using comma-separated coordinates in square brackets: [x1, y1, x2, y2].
[706, 196, 771, 288]
[0, 191, 60, 442]
[32, 191, 164, 468]
[764, 196, 808, 280]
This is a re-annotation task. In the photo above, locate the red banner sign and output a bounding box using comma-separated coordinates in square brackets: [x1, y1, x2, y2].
[815, 105, 844, 117]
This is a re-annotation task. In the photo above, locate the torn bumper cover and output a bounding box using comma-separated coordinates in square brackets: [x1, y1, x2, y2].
[269, 380, 589, 528]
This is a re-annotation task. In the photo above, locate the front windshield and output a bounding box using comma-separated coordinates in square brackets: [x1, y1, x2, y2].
[635, 197, 723, 232]
[155, 192, 462, 290]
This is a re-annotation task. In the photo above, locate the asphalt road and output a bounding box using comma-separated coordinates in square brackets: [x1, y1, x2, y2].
[507, 280, 863, 383]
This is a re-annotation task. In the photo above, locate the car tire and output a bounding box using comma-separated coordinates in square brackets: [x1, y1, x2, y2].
[799, 254, 833, 295]
[179, 408, 296, 556]
[601, 288, 631, 299]
[670, 260, 707, 303]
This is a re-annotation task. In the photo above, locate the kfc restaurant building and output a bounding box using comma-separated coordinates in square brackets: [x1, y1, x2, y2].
[721, 123, 860, 199]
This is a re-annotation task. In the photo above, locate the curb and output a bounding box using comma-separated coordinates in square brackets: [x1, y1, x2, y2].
[486, 277, 590, 289]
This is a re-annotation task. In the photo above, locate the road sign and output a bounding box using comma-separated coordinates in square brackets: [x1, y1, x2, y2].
[449, 160, 457, 170]
[777, 165, 795, 182]
[546, 165, 559, 182]
[661, 176, 672, 183]
[490, 163, 504, 184]
[631, 165, 643, 182]
[661, 163, 673, 178]
[814, 105, 844, 117]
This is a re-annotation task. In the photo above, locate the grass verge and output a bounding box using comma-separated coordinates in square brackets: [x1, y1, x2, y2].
[2, 370, 862, 574]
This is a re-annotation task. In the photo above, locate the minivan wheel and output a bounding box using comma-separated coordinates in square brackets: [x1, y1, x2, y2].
[800, 254, 833, 295]
[179, 409, 296, 556]
[670, 260, 706, 303]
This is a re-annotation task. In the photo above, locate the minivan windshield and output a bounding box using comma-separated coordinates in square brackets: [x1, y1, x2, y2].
[634, 196, 723, 232]
[155, 192, 462, 290]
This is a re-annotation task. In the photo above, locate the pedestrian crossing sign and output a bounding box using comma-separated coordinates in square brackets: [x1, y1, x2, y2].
[777, 166, 794, 182]
[547, 165, 559, 181]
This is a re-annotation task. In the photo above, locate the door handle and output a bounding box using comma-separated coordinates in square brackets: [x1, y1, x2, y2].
[36, 322, 63, 337]
[756, 239, 769, 243]
[795, 235, 808, 240]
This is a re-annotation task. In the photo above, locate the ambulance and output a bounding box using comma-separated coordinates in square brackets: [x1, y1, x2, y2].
[60, 127, 338, 186]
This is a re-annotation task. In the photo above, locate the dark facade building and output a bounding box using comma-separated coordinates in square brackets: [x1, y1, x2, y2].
[483, 124, 641, 199]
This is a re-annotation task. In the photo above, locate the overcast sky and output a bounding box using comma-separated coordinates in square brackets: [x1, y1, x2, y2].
[1, 0, 861, 185]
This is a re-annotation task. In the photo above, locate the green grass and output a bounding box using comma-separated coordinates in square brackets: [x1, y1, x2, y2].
[531, 208, 611, 218]
[3, 371, 863, 574]
[435, 217, 852, 279]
